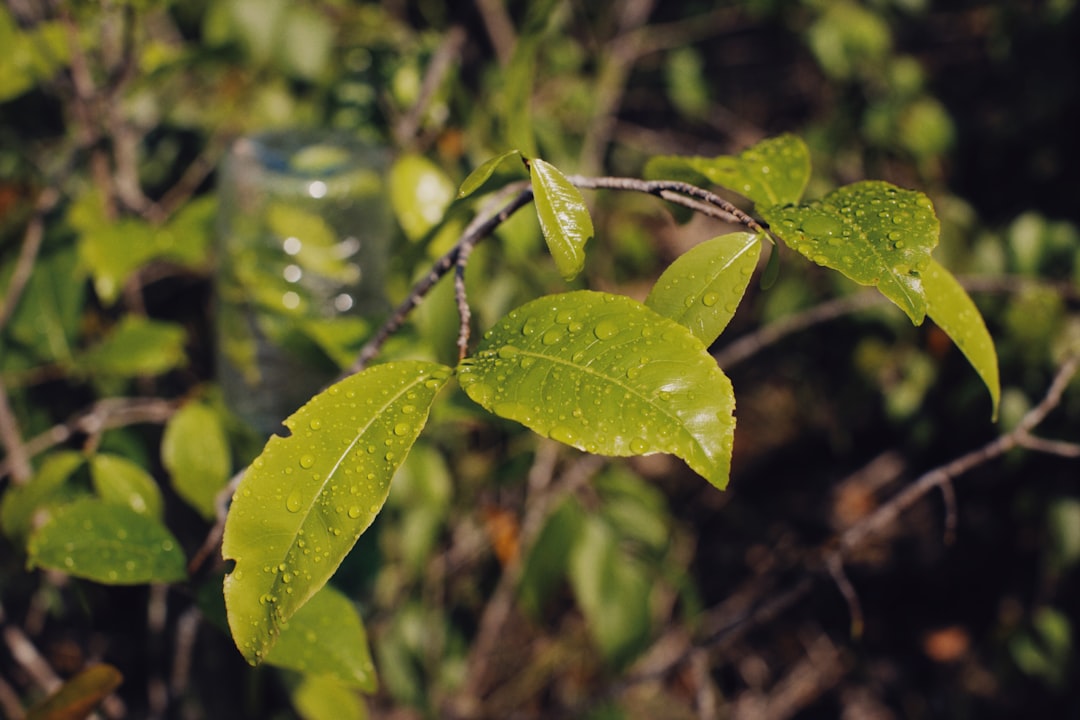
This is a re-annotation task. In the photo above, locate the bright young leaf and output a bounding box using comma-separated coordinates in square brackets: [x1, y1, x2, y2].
[645, 232, 762, 345]
[162, 401, 232, 520]
[266, 204, 360, 284]
[78, 317, 187, 378]
[761, 181, 939, 324]
[923, 259, 1001, 419]
[6, 247, 84, 364]
[222, 361, 452, 664]
[457, 291, 736, 489]
[530, 159, 595, 281]
[645, 134, 811, 207]
[457, 149, 524, 199]
[568, 515, 652, 668]
[24, 663, 123, 720]
[503, 36, 540, 159]
[27, 498, 187, 584]
[518, 498, 584, 619]
[89, 453, 165, 520]
[264, 584, 377, 691]
[389, 154, 456, 242]
[289, 673, 367, 720]
[0, 451, 89, 543]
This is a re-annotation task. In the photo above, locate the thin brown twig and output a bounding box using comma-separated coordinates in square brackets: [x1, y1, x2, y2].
[349, 173, 765, 371]
[473, 0, 517, 66]
[826, 553, 864, 638]
[0, 603, 61, 694]
[0, 398, 180, 481]
[0, 188, 60, 330]
[395, 26, 466, 146]
[187, 469, 244, 576]
[613, 354, 1079, 697]
[714, 291, 886, 368]
[940, 478, 958, 546]
[569, 174, 763, 232]
[839, 352, 1080, 554]
[0, 382, 33, 485]
[454, 240, 476, 362]
[579, 0, 657, 176]
[0, 672, 24, 720]
[349, 187, 535, 373]
[453, 449, 605, 716]
[150, 136, 230, 221]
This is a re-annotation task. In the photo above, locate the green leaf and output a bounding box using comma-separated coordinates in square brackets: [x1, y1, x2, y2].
[645, 232, 762, 345]
[7, 247, 85, 364]
[923, 259, 1000, 419]
[389, 154, 456, 242]
[503, 37, 539, 158]
[568, 515, 652, 668]
[265, 584, 377, 691]
[1, 451, 88, 543]
[760, 239, 781, 290]
[0, 10, 70, 102]
[290, 673, 367, 720]
[761, 181, 939, 324]
[27, 498, 187, 584]
[299, 317, 372, 370]
[71, 191, 214, 305]
[222, 361, 453, 664]
[89, 453, 164, 520]
[266, 204, 359, 284]
[275, 5, 334, 80]
[25, 663, 123, 720]
[518, 498, 584, 619]
[646, 134, 811, 207]
[78, 317, 187, 378]
[529, 159, 594, 281]
[457, 291, 736, 489]
[457, 150, 523, 199]
[161, 402, 232, 520]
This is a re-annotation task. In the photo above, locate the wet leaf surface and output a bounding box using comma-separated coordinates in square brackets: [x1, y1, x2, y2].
[457, 291, 735, 488]
[762, 181, 939, 324]
[222, 361, 452, 664]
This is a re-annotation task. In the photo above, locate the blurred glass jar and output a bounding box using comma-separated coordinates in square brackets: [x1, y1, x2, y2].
[215, 131, 390, 436]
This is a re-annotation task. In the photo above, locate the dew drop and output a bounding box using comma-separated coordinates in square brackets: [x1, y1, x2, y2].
[702, 292, 720, 307]
[286, 489, 303, 513]
[469, 382, 494, 404]
[550, 425, 577, 445]
[556, 309, 575, 324]
[498, 345, 520, 359]
[401, 404, 416, 414]
[309, 419, 322, 431]
[393, 422, 410, 436]
[522, 318, 540, 336]
[593, 320, 618, 340]
[542, 328, 563, 345]
[348, 506, 362, 519]
[626, 366, 641, 380]
[299, 455, 315, 469]
[801, 215, 842, 238]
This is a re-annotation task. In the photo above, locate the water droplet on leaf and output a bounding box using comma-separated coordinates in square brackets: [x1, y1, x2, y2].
[593, 320, 618, 340]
